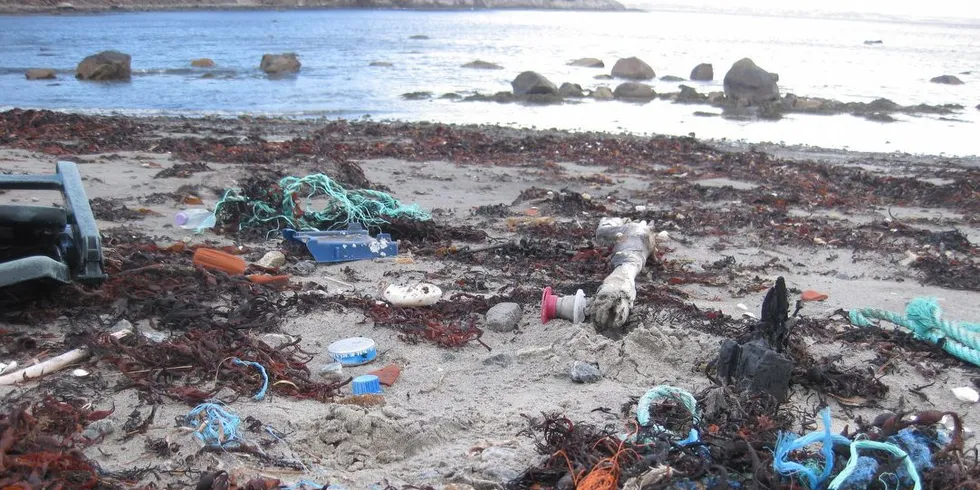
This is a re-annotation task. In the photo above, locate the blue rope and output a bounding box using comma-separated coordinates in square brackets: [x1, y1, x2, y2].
[773, 408, 851, 489]
[849, 297, 980, 367]
[828, 440, 922, 490]
[184, 402, 241, 449]
[282, 480, 329, 490]
[635, 385, 701, 446]
[232, 358, 269, 401]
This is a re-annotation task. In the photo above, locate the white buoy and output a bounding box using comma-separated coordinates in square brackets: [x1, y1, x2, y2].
[383, 283, 442, 307]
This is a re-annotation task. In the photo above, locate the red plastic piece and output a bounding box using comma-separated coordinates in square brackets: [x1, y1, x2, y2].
[541, 286, 559, 323]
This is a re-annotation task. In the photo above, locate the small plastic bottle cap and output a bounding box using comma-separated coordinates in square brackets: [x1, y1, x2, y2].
[352, 374, 383, 395]
[174, 212, 189, 226]
[328, 337, 377, 366]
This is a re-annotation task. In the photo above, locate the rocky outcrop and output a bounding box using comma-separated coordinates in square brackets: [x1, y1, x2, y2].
[568, 58, 604, 68]
[613, 82, 655, 100]
[592, 87, 614, 100]
[76, 51, 131, 81]
[611, 57, 654, 80]
[558, 82, 584, 97]
[191, 58, 215, 68]
[25, 68, 56, 80]
[511, 71, 558, 96]
[260, 53, 300, 75]
[930, 75, 964, 85]
[462, 60, 503, 70]
[723, 58, 779, 105]
[690, 63, 713, 81]
[676, 84, 706, 102]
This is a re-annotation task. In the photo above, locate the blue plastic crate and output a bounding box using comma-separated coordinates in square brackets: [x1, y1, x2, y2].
[282, 223, 398, 263]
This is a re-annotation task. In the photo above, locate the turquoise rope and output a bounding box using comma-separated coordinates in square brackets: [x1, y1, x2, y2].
[635, 385, 701, 446]
[828, 440, 922, 490]
[773, 408, 851, 489]
[213, 173, 430, 234]
[232, 358, 269, 401]
[849, 297, 980, 367]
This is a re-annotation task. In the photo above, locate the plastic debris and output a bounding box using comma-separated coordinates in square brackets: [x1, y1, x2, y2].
[283, 223, 397, 263]
[183, 403, 242, 449]
[352, 374, 383, 395]
[192, 248, 247, 276]
[367, 364, 402, 387]
[541, 287, 587, 325]
[328, 337, 378, 366]
[801, 290, 829, 302]
[232, 358, 269, 401]
[383, 282, 442, 307]
[71, 368, 90, 377]
[952, 386, 979, 403]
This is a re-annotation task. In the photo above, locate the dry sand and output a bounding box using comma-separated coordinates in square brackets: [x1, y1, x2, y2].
[1, 116, 978, 489]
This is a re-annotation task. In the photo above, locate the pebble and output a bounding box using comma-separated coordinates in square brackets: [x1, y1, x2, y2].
[82, 418, 115, 440]
[483, 353, 514, 368]
[569, 361, 602, 383]
[485, 303, 522, 332]
[294, 260, 317, 276]
[261, 333, 295, 348]
[257, 251, 286, 269]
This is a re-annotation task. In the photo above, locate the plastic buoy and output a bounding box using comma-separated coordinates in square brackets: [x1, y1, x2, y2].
[383, 283, 442, 307]
[541, 287, 587, 324]
[327, 337, 377, 366]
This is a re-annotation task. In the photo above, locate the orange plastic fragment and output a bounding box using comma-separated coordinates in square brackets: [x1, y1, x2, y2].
[192, 248, 247, 276]
[801, 290, 829, 302]
[367, 364, 402, 387]
[246, 274, 289, 285]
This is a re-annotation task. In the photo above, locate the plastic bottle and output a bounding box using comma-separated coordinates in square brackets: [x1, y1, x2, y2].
[175, 209, 216, 231]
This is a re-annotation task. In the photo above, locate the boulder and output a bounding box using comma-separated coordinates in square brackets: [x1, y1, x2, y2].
[462, 60, 503, 70]
[558, 82, 584, 97]
[690, 63, 713, 81]
[260, 53, 300, 75]
[723, 58, 780, 105]
[76, 51, 131, 81]
[660, 75, 685, 82]
[25, 69, 56, 80]
[568, 57, 604, 68]
[677, 84, 704, 102]
[369, 61, 394, 67]
[930, 75, 964, 85]
[613, 82, 655, 100]
[191, 58, 215, 68]
[592, 87, 614, 100]
[511, 71, 558, 96]
[611, 57, 655, 80]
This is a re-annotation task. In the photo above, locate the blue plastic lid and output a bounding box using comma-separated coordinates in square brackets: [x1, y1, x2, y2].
[352, 375, 382, 395]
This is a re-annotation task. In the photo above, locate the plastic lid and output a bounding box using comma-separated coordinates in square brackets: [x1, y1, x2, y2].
[327, 337, 377, 366]
[352, 375, 382, 395]
[174, 212, 189, 226]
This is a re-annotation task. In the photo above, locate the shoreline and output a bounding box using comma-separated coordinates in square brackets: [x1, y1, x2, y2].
[0, 1, 629, 15]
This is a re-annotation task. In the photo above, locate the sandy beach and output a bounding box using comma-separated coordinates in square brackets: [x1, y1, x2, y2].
[1, 110, 979, 489]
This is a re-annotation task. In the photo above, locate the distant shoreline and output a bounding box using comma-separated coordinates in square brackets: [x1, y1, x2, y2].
[0, 0, 628, 15]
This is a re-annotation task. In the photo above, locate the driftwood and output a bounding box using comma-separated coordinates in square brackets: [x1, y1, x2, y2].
[0, 329, 131, 385]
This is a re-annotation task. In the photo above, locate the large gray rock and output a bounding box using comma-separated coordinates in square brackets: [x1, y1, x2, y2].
[930, 75, 964, 85]
[511, 71, 558, 96]
[611, 57, 655, 80]
[462, 60, 503, 70]
[25, 69, 56, 80]
[558, 82, 584, 97]
[570, 361, 602, 383]
[723, 58, 779, 105]
[260, 53, 301, 75]
[592, 86, 614, 100]
[486, 303, 523, 332]
[76, 51, 131, 81]
[613, 82, 656, 100]
[691, 63, 713, 81]
[568, 57, 604, 68]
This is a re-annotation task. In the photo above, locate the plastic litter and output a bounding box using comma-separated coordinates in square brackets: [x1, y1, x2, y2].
[352, 374, 383, 395]
[71, 368, 89, 377]
[801, 290, 829, 302]
[541, 287, 587, 324]
[283, 223, 397, 263]
[192, 248, 247, 276]
[383, 282, 442, 307]
[184, 402, 242, 449]
[327, 337, 377, 366]
[175, 208, 216, 232]
[633, 385, 701, 446]
[367, 364, 402, 386]
[952, 386, 979, 403]
[232, 358, 269, 401]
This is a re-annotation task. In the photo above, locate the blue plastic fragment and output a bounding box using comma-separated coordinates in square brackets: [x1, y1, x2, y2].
[283, 223, 398, 263]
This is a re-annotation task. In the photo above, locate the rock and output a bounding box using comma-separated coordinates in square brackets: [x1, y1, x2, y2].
[261, 333, 295, 348]
[76, 51, 131, 81]
[191, 58, 215, 68]
[462, 60, 503, 70]
[594, 74, 613, 80]
[483, 353, 514, 367]
[558, 82, 584, 97]
[486, 303, 522, 332]
[793, 97, 825, 110]
[256, 251, 285, 269]
[82, 418, 115, 440]
[976, 104, 980, 110]
[592, 86, 614, 100]
[293, 260, 317, 276]
[611, 57, 655, 80]
[409, 34, 430, 39]
[440, 92, 461, 99]
[770, 72, 779, 82]
[677, 84, 704, 102]
[864, 40, 883, 45]
[613, 82, 656, 100]
[660, 75, 685, 82]
[370, 61, 394, 67]
[867, 98, 899, 111]
[260, 53, 300, 75]
[511, 71, 558, 96]
[931, 75, 964, 85]
[569, 361, 602, 383]
[477, 447, 522, 481]
[568, 57, 604, 68]
[25, 69, 56, 80]
[402, 91, 433, 100]
[690, 63, 713, 81]
[723, 58, 779, 105]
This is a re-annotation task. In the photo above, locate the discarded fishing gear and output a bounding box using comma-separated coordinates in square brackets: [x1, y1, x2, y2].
[717, 277, 795, 401]
[183, 402, 242, 449]
[631, 385, 701, 447]
[850, 297, 980, 367]
[214, 173, 430, 235]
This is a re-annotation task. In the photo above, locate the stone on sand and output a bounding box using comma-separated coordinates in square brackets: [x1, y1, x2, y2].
[257, 251, 285, 269]
[486, 303, 522, 332]
[569, 361, 602, 383]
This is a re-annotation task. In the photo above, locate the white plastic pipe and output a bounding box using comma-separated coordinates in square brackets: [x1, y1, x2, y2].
[0, 329, 130, 385]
